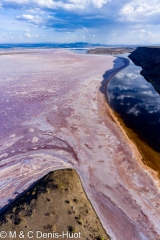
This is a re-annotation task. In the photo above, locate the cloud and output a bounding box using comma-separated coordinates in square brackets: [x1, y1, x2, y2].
[1, 0, 111, 10]
[127, 106, 141, 116]
[16, 14, 34, 20]
[23, 32, 31, 38]
[68, 0, 111, 9]
[1, 0, 160, 44]
[16, 14, 43, 24]
[14, 8, 111, 32]
[119, 0, 160, 24]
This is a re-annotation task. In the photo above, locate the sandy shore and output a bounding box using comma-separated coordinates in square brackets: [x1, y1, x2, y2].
[0, 49, 159, 240]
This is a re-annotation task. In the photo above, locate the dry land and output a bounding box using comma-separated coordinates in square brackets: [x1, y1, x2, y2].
[88, 48, 135, 55]
[0, 169, 109, 240]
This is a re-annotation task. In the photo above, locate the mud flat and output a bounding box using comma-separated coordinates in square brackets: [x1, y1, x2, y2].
[88, 47, 135, 55]
[0, 49, 159, 240]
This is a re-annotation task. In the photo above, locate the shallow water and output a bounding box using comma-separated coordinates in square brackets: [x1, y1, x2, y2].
[107, 56, 160, 174]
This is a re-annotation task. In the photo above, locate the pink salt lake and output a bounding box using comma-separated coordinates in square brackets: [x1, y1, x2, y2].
[0, 49, 159, 240]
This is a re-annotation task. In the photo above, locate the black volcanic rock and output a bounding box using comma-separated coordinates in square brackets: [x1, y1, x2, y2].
[129, 47, 160, 94]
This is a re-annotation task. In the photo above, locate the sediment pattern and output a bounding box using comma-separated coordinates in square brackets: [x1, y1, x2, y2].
[0, 49, 159, 240]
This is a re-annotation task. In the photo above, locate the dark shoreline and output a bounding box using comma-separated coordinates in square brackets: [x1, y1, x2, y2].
[129, 47, 160, 94]
[100, 56, 130, 103]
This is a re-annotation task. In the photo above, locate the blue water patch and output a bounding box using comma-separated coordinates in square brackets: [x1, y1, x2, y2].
[107, 56, 160, 153]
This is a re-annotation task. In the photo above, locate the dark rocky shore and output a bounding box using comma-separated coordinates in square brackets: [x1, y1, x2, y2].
[129, 47, 160, 94]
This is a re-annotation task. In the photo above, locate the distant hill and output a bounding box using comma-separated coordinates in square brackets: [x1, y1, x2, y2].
[0, 42, 104, 49]
[129, 47, 160, 94]
[0, 42, 139, 50]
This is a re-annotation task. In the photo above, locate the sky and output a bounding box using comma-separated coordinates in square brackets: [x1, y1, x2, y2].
[0, 0, 160, 44]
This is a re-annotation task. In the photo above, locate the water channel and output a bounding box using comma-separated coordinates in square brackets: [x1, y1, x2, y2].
[107, 54, 160, 175]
